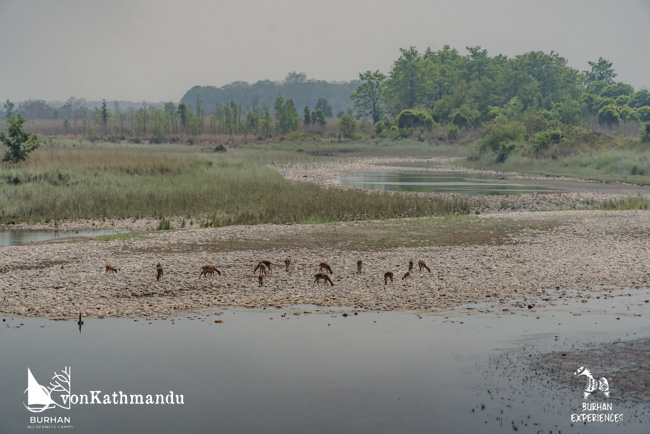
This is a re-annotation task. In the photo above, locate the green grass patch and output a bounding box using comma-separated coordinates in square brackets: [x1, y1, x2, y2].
[462, 149, 650, 184]
[599, 195, 650, 210]
[0, 145, 469, 225]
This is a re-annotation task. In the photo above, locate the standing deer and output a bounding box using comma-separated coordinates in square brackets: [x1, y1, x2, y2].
[285, 257, 291, 272]
[357, 260, 363, 274]
[156, 263, 164, 281]
[200, 265, 221, 277]
[105, 264, 118, 273]
[384, 271, 394, 285]
[418, 260, 431, 273]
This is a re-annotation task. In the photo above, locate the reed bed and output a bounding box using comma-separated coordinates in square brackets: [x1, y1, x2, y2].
[0, 146, 468, 224]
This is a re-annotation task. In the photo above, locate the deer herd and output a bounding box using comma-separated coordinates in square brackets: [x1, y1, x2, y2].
[103, 258, 434, 288]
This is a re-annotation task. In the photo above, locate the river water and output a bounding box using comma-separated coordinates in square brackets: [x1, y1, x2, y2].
[1, 290, 648, 434]
[332, 170, 650, 195]
[0, 229, 123, 247]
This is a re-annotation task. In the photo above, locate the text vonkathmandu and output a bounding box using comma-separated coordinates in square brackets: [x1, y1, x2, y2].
[570, 403, 623, 423]
[62, 391, 184, 405]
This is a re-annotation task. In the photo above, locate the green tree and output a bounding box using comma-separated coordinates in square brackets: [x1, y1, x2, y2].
[4, 100, 15, 120]
[101, 99, 108, 126]
[600, 82, 634, 99]
[338, 114, 357, 139]
[313, 108, 327, 127]
[351, 70, 386, 123]
[1, 115, 41, 163]
[177, 102, 189, 134]
[597, 104, 621, 126]
[260, 104, 273, 137]
[384, 47, 425, 114]
[303, 105, 311, 126]
[274, 96, 299, 133]
[314, 97, 333, 118]
[628, 90, 650, 108]
[584, 57, 616, 93]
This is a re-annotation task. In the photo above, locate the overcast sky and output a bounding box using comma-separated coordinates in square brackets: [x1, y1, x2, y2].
[1, 0, 649, 103]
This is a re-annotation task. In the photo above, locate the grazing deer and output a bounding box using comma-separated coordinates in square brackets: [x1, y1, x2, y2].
[256, 263, 268, 276]
[255, 261, 272, 275]
[418, 260, 431, 273]
[408, 260, 414, 272]
[200, 265, 221, 277]
[384, 271, 394, 285]
[156, 263, 164, 281]
[402, 271, 410, 280]
[357, 260, 363, 274]
[319, 262, 333, 274]
[313, 273, 334, 286]
[258, 274, 264, 287]
[105, 264, 117, 273]
[285, 257, 291, 272]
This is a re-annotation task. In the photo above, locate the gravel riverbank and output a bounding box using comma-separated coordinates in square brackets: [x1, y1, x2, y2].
[1, 210, 648, 319]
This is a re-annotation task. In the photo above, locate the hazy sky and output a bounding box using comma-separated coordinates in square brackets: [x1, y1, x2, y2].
[1, 0, 649, 103]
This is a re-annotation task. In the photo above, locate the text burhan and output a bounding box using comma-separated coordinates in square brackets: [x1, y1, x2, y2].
[571, 403, 623, 423]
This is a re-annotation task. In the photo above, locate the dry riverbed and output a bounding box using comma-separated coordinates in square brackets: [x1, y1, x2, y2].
[1, 210, 649, 319]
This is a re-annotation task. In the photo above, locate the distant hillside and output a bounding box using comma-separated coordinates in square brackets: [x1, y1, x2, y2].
[180, 73, 360, 115]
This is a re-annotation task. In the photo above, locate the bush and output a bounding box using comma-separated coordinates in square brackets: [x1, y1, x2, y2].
[638, 107, 650, 122]
[532, 130, 563, 152]
[597, 104, 621, 126]
[373, 120, 390, 136]
[338, 114, 357, 139]
[642, 122, 650, 144]
[481, 120, 526, 162]
[450, 111, 470, 129]
[447, 124, 459, 141]
[396, 109, 434, 130]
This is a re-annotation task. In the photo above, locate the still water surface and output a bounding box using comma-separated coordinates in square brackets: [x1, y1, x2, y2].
[332, 170, 650, 195]
[332, 171, 562, 195]
[1, 290, 649, 433]
[0, 229, 122, 247]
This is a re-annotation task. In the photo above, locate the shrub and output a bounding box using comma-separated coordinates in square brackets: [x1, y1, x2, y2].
[532, 130, 564, 152]
[481, 120, 525, 163]
[642, 122, 650, 144]
[597, 104, 621, 126]
[338, 114, 357, 139]
[396, 109, 434, 130]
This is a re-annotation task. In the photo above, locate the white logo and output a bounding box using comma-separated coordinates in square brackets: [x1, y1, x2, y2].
[24, 367, 71, 413]
[574, 366, 610, 399]
[570, 366, 623, 423]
